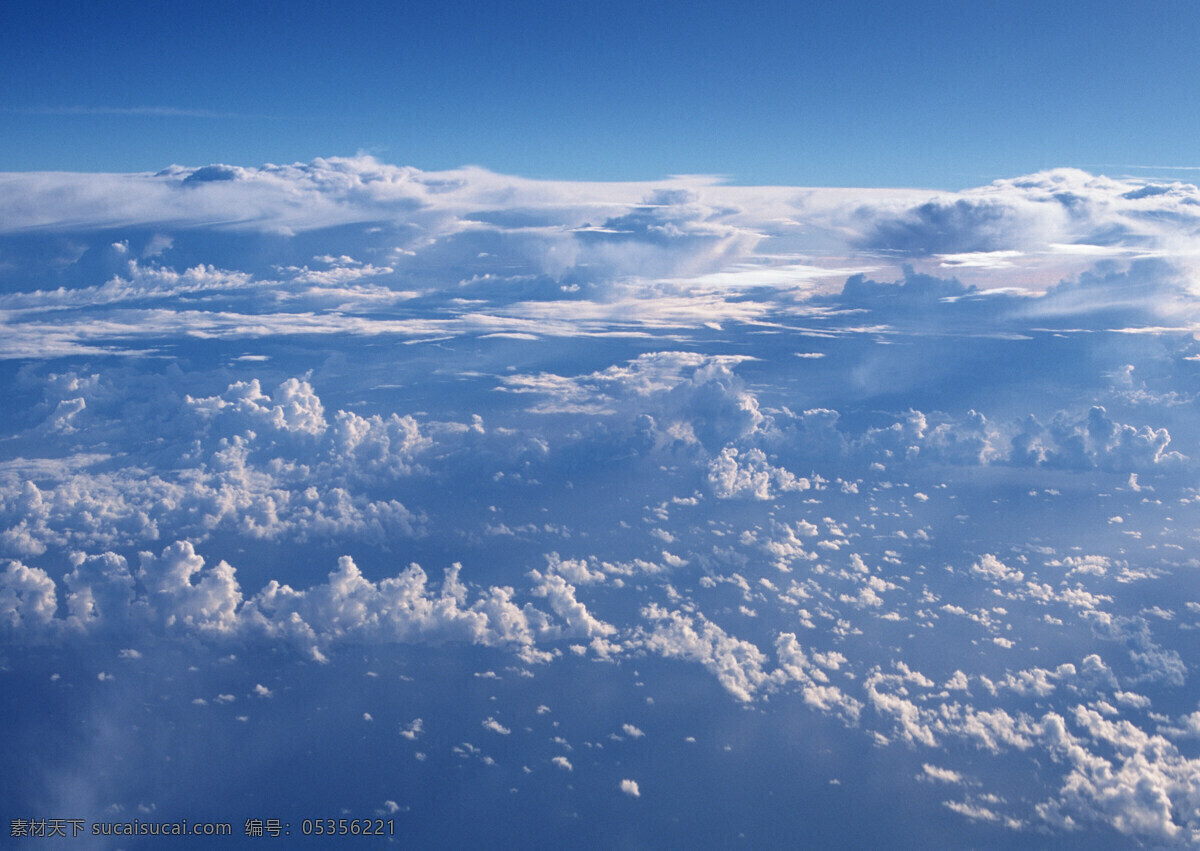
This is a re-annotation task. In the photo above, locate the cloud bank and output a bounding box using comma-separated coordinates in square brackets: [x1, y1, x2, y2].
[5, 159, 1200, 845]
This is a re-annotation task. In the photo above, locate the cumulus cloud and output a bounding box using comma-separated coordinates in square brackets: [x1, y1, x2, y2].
[707, 447, 810, 500]
[500, 351, 767, 450]
[0, 376, 435, 558]
[1037, 707, 1200, 841]
[775, 633, 862, 722]
[138, 541, 242, 633]
[970, 555, 1024, 585]
[1009, 407, 1182, 472]
[638, 603, 773, 703]
[827, 405, 1184, 474]
[527, 569, 616, 640]
[243, 557, 556, 663]
[0, 560, 57, 630]
[922, 764, 964, 784]
[481, 717, 511, 735]
[189, 377, 328, 437]
[4, 541, 582, 664]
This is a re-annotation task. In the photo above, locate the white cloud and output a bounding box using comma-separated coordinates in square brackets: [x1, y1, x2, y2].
[638, 604, 771, 703]
[0, 376, 435, 558]
[1036, 706, 1200, 842]
[500, 351, 767, 451]
[481, 717, 511, 735]
[775, 633, 862, 723]
[970, 555, 1024, 585]
[138, 541, 242, 633]
[943, 800, 1001, 823]
[922, 764, 964, 784]
[528, 569, 616, 640]
[189, 377, 328, 437]
[2, 540, 584, 665]
[0, 561, 57, 630]
[707, 447, 809, 500]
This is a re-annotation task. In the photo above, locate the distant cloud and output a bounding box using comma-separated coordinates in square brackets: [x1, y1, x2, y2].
[482, 717, 511, 735]
[922, 764, 964, 784]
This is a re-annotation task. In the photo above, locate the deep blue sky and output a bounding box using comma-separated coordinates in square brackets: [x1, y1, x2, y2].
[3, 0, 1199, 186]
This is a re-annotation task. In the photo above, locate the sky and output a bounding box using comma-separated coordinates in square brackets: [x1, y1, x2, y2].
[6, 3, 1200, 849]
[4, 0, 1200, 186]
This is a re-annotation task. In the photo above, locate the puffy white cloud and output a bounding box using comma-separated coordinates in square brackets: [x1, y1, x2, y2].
[758, 521, 819, 573]
[1010, 407, 1182, 472]
[189, 377, 328, 437]
[500, 351, 767, 450]
[539, 553, 607, 586]
[243, 557, 554, 663]
[528, 569, 616, 640]
[970, 555, 1024, 585]
[843, 405, 1183, 474]
[707, 447, 809, 500]
[1036, 706, 1200, 842]
[922, 764, 963, 784]
[0, 560, 57, 631]
[850, 168, 1200, 263]
[138, 541, 242, 633]
[63, 551, 138, 630]
[481, 717, 511, 735]
[638, 603, 771, 703]
[1053, 555, 1111, 577]
[0, 376, 435, 558]
[775, 633, 862, 722]
[1, 541, 586, 664]
[328, 410, 431, 479]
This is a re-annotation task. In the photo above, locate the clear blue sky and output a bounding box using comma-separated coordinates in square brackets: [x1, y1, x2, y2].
[3, 0, 1199, 187]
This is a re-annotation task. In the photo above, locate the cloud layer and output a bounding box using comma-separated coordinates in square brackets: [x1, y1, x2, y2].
[5, 160, 1200, 845]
